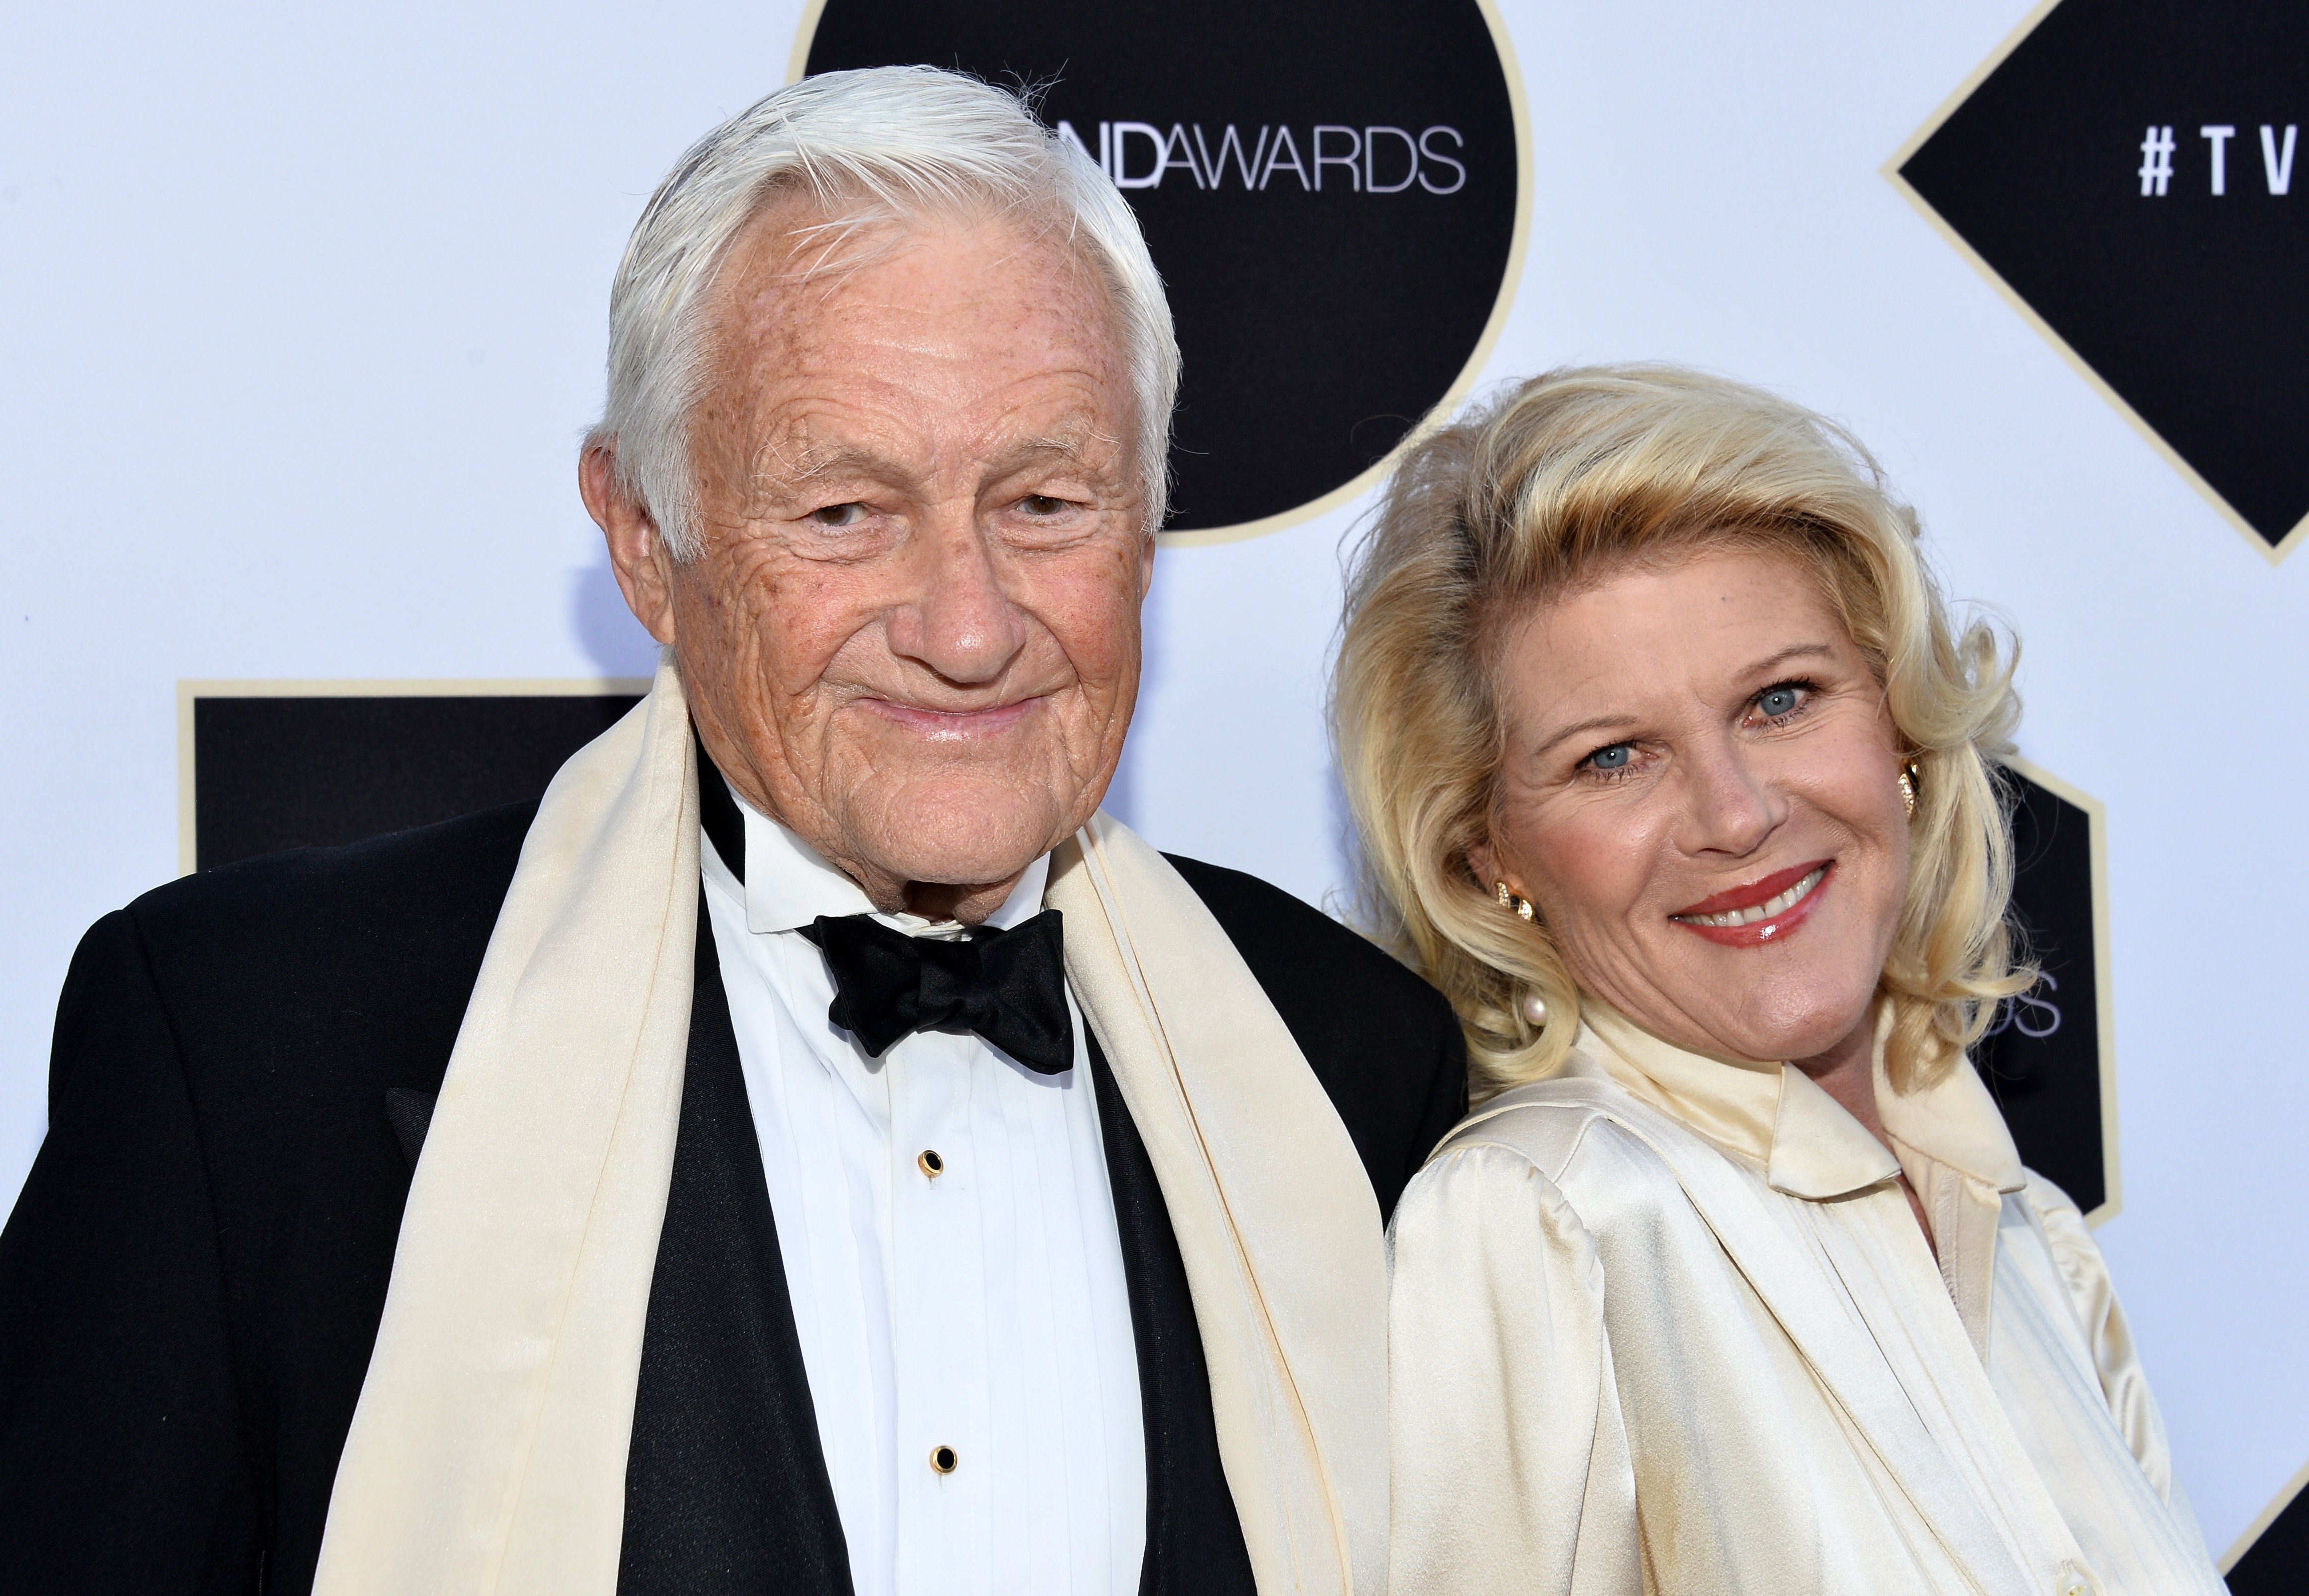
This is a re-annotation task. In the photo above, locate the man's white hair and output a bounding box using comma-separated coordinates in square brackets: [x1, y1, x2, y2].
[585, 66, 1180, 560]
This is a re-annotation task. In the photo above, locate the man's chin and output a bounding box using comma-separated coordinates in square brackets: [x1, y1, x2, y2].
[853, 804, 1082, 896]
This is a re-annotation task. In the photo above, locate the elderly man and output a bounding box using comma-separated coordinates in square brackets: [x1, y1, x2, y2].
[0, 67, 1462, 1596]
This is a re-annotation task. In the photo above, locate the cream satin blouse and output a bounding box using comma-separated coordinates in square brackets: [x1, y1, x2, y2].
[1387, 1005, 2226, 1596]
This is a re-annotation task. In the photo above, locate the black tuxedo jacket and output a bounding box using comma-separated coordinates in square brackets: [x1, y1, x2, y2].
[0, 801, 1465, 1594]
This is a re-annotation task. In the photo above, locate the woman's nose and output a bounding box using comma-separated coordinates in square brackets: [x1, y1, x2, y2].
[1673, 742, 1785, 859]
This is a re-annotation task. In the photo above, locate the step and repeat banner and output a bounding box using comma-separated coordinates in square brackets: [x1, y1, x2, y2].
[2, 0, 2302, 1576]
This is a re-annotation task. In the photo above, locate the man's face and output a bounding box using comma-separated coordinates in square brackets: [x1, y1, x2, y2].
[593, 201, 1153, 921]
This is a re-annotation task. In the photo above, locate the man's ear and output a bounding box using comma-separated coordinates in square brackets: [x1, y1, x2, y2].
[581, 444, 679, 646]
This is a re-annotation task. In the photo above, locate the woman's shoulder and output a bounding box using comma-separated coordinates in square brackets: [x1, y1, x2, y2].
[1405, 1059, 1707, 1234]
[2005, 1168, 2117, 1305]
[1391, 1073, 1736, 1327]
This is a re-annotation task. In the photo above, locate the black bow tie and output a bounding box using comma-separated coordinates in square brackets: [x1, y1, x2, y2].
[799, 911, 1074, 1075]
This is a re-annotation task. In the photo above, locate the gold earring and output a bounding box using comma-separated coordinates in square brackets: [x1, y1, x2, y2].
[1493, 880, 1536, 922]
[1898, 760, 1920, 821]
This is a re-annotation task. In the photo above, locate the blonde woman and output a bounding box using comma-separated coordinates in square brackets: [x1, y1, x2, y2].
[1336, 366, 2224, 1595]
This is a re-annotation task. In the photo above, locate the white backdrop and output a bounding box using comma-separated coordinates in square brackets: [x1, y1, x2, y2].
[4, 0, 2301, 1559]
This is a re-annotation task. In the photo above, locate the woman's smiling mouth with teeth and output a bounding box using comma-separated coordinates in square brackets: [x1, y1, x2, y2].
[1673, 865, 1827, 927]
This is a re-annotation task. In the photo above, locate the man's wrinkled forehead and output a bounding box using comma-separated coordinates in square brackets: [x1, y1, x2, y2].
[695, 198, 1137, 489]
[709, 189, 1125, 380]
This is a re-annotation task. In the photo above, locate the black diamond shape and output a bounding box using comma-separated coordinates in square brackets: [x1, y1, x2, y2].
[1977, 763, 2114, 1217]
[1896, 0, 2308, 558]
[2226, 1470, 2309, 1591]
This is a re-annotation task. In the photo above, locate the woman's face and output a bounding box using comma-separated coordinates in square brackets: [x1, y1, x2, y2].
[1479, 545, 1911, 1066]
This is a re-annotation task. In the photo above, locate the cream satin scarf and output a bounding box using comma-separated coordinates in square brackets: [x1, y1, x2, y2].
[314, 655, 1387, 1596]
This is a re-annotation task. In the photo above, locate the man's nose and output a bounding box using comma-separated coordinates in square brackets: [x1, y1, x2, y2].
[1673, 739, 1785, 860]
[884, 510, 1027, 685]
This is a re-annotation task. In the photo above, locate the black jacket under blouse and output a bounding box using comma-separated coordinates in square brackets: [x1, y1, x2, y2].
[0, 797, 1465, 1594]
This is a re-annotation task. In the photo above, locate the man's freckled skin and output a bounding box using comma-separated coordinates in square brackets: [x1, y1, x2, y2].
[584, 194, 1153, 924]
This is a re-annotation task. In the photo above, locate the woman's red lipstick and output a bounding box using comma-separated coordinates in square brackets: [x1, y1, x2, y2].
[1669, 860, 1833, 948]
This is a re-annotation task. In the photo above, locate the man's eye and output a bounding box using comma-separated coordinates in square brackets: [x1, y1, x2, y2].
[1017, 494, 1069, 516]
[809, 502, 868, 528]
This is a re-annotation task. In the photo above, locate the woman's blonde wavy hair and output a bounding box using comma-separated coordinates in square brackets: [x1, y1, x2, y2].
[1333, 365, 2030, 1102]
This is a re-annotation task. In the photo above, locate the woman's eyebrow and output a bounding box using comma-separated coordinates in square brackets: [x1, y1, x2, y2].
[1529, 712, 1641, 762]
[1741, 641, 1839, 677]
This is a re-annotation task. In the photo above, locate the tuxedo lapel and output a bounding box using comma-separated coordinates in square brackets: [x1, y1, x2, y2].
[618, 901, 853, 1595]
[1086, 1030, 1258, 1596]
[384, 903, 1260, 1594]
[611, 951, 1256, 1595]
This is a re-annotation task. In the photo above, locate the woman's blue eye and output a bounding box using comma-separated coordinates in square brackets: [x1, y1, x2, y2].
[1758, 687, 1800, 717]
[1589, 744, 1632, 770]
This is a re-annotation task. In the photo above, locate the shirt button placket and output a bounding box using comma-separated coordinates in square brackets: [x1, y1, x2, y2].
[891, 1038, 979, 1589]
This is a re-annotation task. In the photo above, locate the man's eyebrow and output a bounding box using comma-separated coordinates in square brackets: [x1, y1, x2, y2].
[747, 426, 1116, 503]
[744, 441, 906, 504]
[991, 433, 1101, 471]
[764, 444, 883, 486]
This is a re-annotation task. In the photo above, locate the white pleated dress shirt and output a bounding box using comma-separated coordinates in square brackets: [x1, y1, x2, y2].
[698, 788, 1146, 1596]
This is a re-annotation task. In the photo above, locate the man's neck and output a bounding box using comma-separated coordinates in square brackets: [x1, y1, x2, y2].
[693, 735, 1034, 927]
[896, 878, 1024, 926]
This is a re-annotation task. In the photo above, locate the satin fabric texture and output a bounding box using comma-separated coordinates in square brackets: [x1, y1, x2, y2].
[1388, 1008, 2226, 1596]
[312, 653, 1389, 1596]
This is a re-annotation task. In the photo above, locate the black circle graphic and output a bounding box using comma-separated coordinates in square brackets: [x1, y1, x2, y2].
[801, 0, 1524, 539]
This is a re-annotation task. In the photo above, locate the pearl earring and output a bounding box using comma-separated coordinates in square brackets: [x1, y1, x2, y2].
[1521, 991, 1549, 1026]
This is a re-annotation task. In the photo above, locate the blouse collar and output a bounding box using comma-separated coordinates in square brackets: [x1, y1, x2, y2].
[1576, 999, 2023, 1203]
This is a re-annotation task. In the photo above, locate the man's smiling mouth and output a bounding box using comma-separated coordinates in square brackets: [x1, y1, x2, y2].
[860, 696, 1042, 738]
